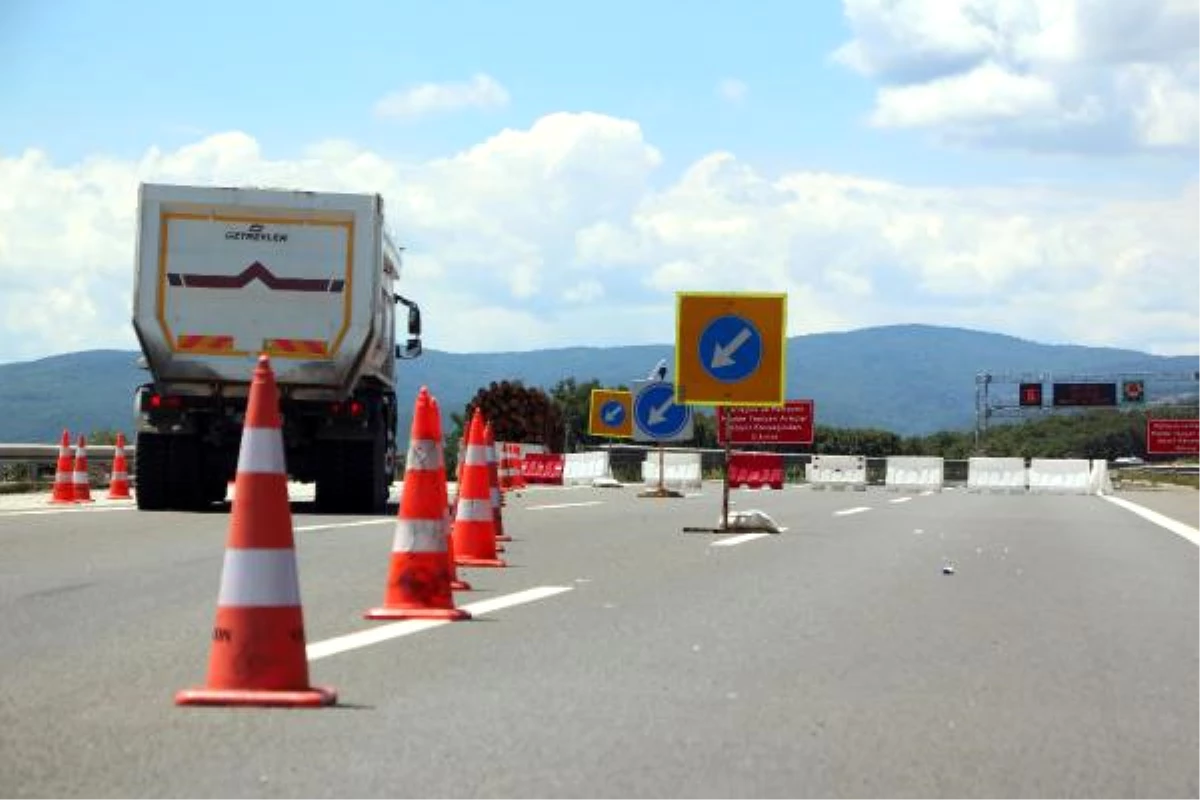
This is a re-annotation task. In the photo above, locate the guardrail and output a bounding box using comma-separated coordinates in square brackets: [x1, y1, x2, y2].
[0, 444, 136, 486]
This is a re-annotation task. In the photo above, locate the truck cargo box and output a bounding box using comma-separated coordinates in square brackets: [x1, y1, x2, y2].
[132, 183, 399, 400]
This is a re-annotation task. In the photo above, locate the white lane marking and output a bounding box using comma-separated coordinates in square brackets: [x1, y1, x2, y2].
[889, 497, 913, 504]
[711, 533, 772, 547]
[834, 507, 872, 516]
[1101, 495, 1200, 547]
[685, 493, 705, 499]
[0, 505, 136, 518]
[307, 585, 573, 661]
[295, 519, 393, 532]
[920, 490, 936, 496]
[526, 501, 604, 511]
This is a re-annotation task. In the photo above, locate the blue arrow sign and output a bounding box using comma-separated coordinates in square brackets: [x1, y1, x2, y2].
[600, 400, 626, 426]
[698, 314, 763, 384]
[633, 381, 693, 442]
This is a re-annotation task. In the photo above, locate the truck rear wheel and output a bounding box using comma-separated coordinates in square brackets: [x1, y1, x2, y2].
[135, 432, 206, 511]
[315, 430, 389, 515]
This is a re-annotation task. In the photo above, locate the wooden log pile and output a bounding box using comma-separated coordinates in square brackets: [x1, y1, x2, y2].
[465, 380, 565, 452]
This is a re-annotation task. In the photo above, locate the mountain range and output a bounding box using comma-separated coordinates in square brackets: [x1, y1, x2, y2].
[0, 324, 1195, 444]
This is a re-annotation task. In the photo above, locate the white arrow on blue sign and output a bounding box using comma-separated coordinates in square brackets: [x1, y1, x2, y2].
[698, 314, 763, 384]
[632, 380, 694, 443]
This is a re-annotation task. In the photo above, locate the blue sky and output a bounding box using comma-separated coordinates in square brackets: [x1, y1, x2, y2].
[0, 0, 1197, 362]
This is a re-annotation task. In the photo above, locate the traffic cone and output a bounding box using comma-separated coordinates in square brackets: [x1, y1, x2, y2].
[176, 354, 335, 708]
[431, 397, 471, 592]
[49, 430, 75, 504]
[107, 433, 132, 500]
[72, 435, 94, 503]
[509, 443, 527, 490]
[365, 387, 470, 621]
[452, 411, 506, 568]
[498, 441, 514, 492]
[485, 423, 512, 543]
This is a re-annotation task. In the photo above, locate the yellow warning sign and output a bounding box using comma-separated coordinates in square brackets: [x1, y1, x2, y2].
[675, 292, 787, 406]
[588, 389, 633, 438]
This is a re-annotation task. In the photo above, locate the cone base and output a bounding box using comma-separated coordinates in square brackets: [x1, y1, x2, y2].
[456, 557, 507, 568]
[364, 606, 471, 621]
[450, 579, 473, 591]
[107, 491, 132, 500]
[74, 498, 95, 503]
[175, 685, 337, 708]
[49, 497, 75, 505]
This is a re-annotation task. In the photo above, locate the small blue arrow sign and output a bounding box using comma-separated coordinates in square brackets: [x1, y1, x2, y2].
[633, 381, 692, 441]
[600, 400, 626, 426]
[698, 314, 763, 384]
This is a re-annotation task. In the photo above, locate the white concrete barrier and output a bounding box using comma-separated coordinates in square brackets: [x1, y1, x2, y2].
[885, 456, 944, 492]
[642, 452, 702, 490]
[808, 454, 867, 491]
[562, 451, 611, 486]
[967, 457, 1026, 493]
[1089, 460, 1113, 495]
[1028, 458, 1092, 494]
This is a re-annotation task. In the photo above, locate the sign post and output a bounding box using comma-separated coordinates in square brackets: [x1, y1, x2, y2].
[631, 380, 694, 498]
[675, 292, 788, 533]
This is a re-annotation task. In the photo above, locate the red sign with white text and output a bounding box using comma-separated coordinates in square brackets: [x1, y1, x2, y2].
[717, 400, 814, 445]
[1146, 419, 1199, 455]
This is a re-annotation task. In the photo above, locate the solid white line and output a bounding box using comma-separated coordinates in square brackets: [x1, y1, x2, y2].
[1100, 495, 1200, 547]
[307, 585, 573, 661]
[685, 492, 705, 498]
[711, 533, 772, 547]
[889, 497, 913, 504]
[295, 519, 393, 532]
[0, 505, 136, 518]
[527, 501, 603, 511]
[834, 507, 872, 516]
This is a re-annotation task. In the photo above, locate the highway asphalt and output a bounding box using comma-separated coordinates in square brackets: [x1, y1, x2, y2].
[0, 482, 1196, 798]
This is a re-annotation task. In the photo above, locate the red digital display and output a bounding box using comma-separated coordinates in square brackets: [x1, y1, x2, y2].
[1052, 382, 1117, 407]
[1019, 383, 1043, 407]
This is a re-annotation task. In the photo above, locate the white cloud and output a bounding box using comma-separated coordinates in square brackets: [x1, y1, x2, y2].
[833, 0, 1200, 154]
[0, 112, 1196, 366]
[716, 78, 749, 104]
[373, 73, 510, 121]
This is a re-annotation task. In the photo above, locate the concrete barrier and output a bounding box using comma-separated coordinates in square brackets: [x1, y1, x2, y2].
[642, 452, 702, 491]
[967, 457, 1026, 493]
[1029, 458, 1092, 494]
[885, 456, 944, 492]
[1089, 460, 1113, 495]
[562, 451, 611, 486]
[809, 454, 867, 491]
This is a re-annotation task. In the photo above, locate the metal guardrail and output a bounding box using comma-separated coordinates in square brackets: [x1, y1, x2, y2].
[0, 444, 136, 486]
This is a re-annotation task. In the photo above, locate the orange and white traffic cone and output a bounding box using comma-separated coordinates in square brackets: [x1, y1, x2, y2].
[485, 423, 512, 544]
[452, 410, 506, 568]
[365, 387, 470, 621]
[430, 397, 471, 592]
[72, 435, 94, 503]
[49, 429, 75, 504]
[107, 432, 132, 500]
[176, 354, 335, 708]
[508, 443, 527, 490]
[498, 441, 514, 493]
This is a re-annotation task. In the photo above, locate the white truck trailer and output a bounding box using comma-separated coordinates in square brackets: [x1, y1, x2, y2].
[131, 183, 423, 513]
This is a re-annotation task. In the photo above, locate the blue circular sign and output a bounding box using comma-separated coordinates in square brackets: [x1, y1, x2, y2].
[600, 400, 626, 427]
[634, 382, 691, 439]
[698, 314, 762, 384]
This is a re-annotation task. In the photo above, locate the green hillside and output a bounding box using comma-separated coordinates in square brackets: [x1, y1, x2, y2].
[0, 325, 1194, 443]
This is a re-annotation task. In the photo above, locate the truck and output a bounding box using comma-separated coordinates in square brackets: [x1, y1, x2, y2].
[130, 183, 423, 513]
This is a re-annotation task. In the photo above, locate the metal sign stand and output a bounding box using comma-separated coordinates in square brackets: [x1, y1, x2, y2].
[638, 441, 682, 499]
[683, 406, 737, 533]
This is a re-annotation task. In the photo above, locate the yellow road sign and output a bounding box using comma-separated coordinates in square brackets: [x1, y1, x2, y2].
[674, 292, 787, 406]
[588, 389, 634, 438]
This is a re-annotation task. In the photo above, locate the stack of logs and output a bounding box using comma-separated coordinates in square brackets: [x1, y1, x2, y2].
[465, 381, 565, 452]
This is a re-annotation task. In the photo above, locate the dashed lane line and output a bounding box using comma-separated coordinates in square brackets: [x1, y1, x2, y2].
[526, 501, 604, 511]
[1101, 495, 1199, 547]
[834, 507, 872, 516]
[307, 585, 574, 661]
[711, 533, 773, 547]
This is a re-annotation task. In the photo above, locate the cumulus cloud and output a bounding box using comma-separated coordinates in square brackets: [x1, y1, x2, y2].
[0, 112, 1196, 365]
[373, 73, 510, 120]
[716, 78, 749, 104]
[833, 0, 1200, 153]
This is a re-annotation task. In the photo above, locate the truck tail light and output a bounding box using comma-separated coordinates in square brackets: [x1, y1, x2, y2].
[145, 392, 183, 411]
